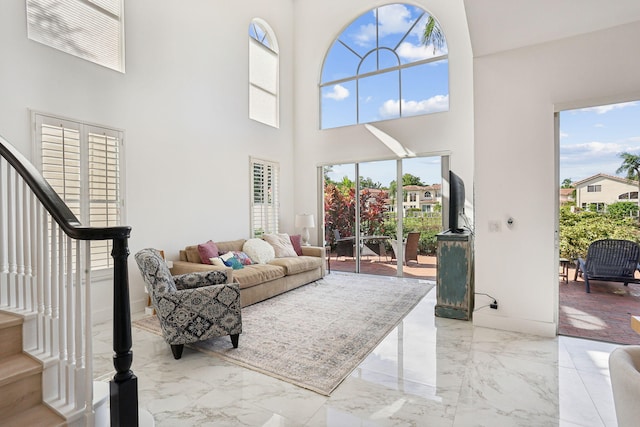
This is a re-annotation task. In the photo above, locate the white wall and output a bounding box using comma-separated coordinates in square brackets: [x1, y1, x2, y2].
[0, 1, 295, 321]
[292, 0, 475, 245]
[473, 21, 640, 335]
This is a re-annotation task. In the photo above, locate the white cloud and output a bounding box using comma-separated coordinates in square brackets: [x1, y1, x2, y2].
[594, 123, 605, 128]
[396, 42, 445, 61]
[377, 4, 413, 35]
[560, 131, 569, 138]
[324, 84, 350, 101]
[353, 23, 377, 46]
[379, 95, 449, 118]
[580, 101, 638, 114]
[354, 4, 413, 46]
[563, 141, 624, 157]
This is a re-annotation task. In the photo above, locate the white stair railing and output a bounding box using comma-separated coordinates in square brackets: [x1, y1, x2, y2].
[0, 135, 136, 426]
[1, 156, 92, 422]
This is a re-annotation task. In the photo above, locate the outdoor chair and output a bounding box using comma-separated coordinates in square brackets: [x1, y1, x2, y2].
[333, 229, 355, 259]
[135, 248, 242, 359]
[390, 232, 420, 265]
[574, 239, 640, 293]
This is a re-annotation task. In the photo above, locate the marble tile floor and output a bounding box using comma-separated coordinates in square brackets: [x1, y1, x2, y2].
[92, 278, 621, 426]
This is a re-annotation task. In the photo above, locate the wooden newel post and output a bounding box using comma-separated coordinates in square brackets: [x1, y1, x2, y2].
[110, 237, 138, 426]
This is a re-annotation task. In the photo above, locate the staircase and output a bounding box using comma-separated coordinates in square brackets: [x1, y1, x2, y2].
[0, 312, 64, 426]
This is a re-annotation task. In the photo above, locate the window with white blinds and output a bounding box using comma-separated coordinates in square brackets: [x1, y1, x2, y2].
[34, 113, 124, 272]
[250, 158, 279, 237]
[249, 19, 279, 128]
[26, 0, 125, 72]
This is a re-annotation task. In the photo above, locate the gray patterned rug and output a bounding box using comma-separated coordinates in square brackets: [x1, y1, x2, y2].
[133, 273, 433, 395]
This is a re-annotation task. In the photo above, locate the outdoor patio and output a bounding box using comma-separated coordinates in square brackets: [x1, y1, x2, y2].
[328, 254, 640, 345]
[327, 252, 437, 279]
[560, 264, 640, 345]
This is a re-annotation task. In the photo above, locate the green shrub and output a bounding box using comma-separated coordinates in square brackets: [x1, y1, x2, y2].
[559, 206, 640, 259]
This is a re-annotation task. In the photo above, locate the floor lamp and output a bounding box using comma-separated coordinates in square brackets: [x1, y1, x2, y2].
[295, 214, 315, 246]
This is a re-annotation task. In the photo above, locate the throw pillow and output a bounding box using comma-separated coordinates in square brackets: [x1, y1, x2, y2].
[243, 238, 275, 264]
[289, 234, 303, 256]
[209, 257, 226, 267]
[231, 251, 253, 265]
[223, 256, 244, 270]
[263, 233, 298, 258]
[197, 240, 219, 265]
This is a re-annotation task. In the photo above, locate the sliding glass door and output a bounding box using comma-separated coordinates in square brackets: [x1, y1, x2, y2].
[323, 156, 443, 279]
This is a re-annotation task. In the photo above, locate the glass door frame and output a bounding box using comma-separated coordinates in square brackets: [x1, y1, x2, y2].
[319, 154, 449, 277]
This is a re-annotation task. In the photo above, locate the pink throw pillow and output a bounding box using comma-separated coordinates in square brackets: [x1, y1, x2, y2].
[289, 234, 303, 256]
[197, 240, 219, 265]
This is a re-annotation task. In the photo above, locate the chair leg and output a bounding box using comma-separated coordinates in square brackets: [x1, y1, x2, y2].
[584, 276, 591, 293]
[171, 344, 184, 359]
[230, 334, 239, 348]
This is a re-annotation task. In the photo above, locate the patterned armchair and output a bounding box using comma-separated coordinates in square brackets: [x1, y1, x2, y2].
[134, 248, 242, 359]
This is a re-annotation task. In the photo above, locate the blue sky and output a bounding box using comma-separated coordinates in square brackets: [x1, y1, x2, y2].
[560, 101, 640, 183]
[320, 3, 449, 130]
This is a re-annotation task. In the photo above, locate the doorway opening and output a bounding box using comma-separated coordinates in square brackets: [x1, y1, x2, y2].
[322, 155, 444, 280]
[557, 100, 640, 345]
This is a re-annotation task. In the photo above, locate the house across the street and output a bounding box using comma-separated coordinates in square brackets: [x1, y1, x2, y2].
[573, 173, 638, 211]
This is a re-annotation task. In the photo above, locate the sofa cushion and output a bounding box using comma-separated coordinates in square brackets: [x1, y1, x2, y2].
[230, 251, 253, 265]
[289, 234, 303, 256]
[216, 239, 246, 254]
[232, 264, 285, 288]
[185, 245, 202, 263]
[263, 233, 298, 258]
[268, 256, 322, 275]
[197, 240, 219, 265]
[243, 238, 275, 264]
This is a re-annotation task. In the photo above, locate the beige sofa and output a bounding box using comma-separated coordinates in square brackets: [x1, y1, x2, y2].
[171, 239, 326, 307]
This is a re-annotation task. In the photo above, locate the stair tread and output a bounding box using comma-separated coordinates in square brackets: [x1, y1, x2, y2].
[0, 311, 23, 329]
[0, 353, 41, 387]
[1, 403, 65, 427]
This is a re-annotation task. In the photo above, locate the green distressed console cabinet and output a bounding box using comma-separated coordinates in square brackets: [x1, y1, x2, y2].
[435, 230, 474, 320]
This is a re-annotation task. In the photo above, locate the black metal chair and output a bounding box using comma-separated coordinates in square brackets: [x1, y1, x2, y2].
[574, 239, 640, 293]
[333, 230, 355, 259]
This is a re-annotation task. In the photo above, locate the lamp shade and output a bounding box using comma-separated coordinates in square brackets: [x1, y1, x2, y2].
[295, 213, 315, 228]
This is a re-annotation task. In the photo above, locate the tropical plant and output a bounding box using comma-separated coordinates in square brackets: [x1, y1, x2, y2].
[422, 15, 446, 54]
[616, 152, 640, 220]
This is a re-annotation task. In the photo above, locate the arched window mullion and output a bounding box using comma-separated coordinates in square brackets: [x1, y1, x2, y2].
[393, 11, 426, 52]
[320, 3, 448, 129]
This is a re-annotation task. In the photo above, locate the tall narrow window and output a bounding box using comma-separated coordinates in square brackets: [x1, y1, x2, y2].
[250, 157, 279, 237]
[26, 0, 125, 72]
[249, 18, 279, 128]
[34, 112, 125, 271]
[320, 4, 448, 129]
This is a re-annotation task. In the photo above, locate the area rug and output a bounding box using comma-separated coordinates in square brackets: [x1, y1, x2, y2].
[559, 274, 640, 345]
[133, 273, 433, 395]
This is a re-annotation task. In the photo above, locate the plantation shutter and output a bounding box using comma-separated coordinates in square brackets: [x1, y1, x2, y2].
[35, 113, 124, 271]
[26, 0, 125, 72]
[250, 158, 279, 237]
[87, 127, 122, 269]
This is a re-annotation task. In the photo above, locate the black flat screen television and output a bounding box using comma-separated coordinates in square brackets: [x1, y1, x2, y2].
[449, 170, 466, 233]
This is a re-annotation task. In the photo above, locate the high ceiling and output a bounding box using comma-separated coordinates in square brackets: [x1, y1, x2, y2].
[464, 0, 640, 56]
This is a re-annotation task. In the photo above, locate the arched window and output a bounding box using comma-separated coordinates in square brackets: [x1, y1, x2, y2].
[320, 4, 448, 129]
[249, 19, 279, 128]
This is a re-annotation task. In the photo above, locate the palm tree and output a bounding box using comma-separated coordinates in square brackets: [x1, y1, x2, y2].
[422, 15, 446, 54]
[616, 152, 640, 221]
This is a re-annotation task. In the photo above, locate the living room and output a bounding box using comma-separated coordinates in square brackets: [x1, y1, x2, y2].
[2, 0, 640, 425]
